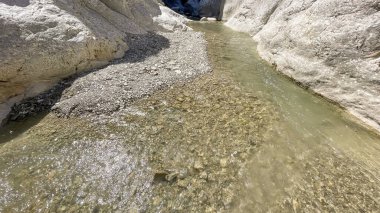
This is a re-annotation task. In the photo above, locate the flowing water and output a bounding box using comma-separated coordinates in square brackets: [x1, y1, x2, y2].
[0, 23, 379, 212]
[191, 23, 380, 212]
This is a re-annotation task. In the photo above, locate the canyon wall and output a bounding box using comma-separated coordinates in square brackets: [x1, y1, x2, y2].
[224, 0, 380, 132]
[0, 0, 166, 125]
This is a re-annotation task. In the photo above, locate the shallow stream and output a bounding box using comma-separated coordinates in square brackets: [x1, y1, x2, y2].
[191, 23, 380, 212]
[0, 23, 379, 212]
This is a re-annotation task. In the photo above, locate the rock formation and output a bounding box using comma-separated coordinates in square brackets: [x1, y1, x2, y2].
[2, 0, 379, 133]
[224, 0, 380, 132]
[0, 0, 166, 125]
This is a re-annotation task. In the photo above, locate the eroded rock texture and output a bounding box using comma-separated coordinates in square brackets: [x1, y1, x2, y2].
[0, 0, 162, 124]
[224, 0, 380, 132]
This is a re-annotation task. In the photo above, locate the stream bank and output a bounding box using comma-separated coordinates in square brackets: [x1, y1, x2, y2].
[1, 21, 379, 212]
[191, 22, 380, 212]
[223, 0, 380, 132]
[0, 22, 274, 212]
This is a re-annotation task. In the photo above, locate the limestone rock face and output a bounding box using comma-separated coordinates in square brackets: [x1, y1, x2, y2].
[0, 0, 161, 124]
[224, 0, 380, 131]
[153, 5, 192, 31]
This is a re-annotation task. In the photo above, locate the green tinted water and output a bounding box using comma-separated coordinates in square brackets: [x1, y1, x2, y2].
[0, 23, 379, 212]
[191, 23, 380, 212]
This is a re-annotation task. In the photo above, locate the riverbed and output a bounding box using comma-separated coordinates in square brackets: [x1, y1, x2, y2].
[192, 23, 380, 212]
[0, 23, 379, 212]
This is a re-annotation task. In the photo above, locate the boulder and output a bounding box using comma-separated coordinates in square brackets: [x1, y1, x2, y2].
[0, 0, 161, 125]
[153, 5, 192, 31]
[224, 0, 380, 131]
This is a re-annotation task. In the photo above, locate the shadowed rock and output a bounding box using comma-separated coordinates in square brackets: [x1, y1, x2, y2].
[0, 0, 163, 125]
[1, 0, 30, 7]
[163, 0, 224, 19]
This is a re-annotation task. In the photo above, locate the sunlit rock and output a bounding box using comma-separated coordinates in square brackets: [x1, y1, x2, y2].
[223, 0, 380, 131]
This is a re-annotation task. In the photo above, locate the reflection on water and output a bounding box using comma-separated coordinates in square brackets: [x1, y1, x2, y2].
[0, 73, 274, 212]
[191, 23, 380, 212]
[0, 112, 47, 146]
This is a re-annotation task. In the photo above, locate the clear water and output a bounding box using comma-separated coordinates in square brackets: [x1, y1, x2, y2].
[0, 23, 379, 212]
[191, 22, 380, 212]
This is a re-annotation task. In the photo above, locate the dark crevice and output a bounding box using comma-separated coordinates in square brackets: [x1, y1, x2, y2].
[1, 0, 30, 7]
[162, 0, 224, 20]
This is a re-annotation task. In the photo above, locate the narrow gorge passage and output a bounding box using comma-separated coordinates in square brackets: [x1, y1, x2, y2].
[162, 0, 224, 19]
[0, 22, 379, 212]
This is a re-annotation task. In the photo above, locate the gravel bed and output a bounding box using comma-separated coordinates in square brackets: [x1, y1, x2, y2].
[10, 30, 211, 122]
